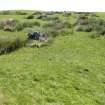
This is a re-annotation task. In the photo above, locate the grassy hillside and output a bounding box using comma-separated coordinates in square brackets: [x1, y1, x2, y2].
[0, 11, 105, 105]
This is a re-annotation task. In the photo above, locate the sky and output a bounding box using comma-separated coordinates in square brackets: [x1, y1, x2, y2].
[0, 0, 105, 12]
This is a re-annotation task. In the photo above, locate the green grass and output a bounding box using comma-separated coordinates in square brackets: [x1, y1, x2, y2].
[0, 11, 105, 105]
[0, 32, 105, 105]
[0, 15, 25, 20]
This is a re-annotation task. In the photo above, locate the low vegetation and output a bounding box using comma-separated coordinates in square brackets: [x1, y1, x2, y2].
[75, 15, 105, 37]
[0, 11, 105, 105]
[0, 32, 27, 54]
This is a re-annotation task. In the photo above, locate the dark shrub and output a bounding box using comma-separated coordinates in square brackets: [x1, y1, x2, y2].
[43, 22, 55, 28]
[75, 15, 105, 36]
[42, 20, 72, 37]
[0, 11, 11, 15]
[45, 16, 59, 21]
[52, 21, 71, 30]
[15, 11, 27, 15]
[15, 21, 40, 32]
[36, 14, 59, 21]
[44, 12, 55, 15]
[90, 31, 100, 38]
[14, 22, 24, 31]
[33, 21, 40, 26]
[36, 15, 47, 20]
[26, 15, 34, 19]
[14, 21, 36, 31]
[75, 25, 92, 32]
[77, 16, 89, 25]
[90, 13, 99, 17]
[22, 21, 34, 28]
[32, 11, 42, 15]
[0, 21, 4, 30]
[61, 21, 71, 28]
[44, 28, 59, 37]
[0, 35, 26, 55]
[47, 20, 71, 29]
[63, 12, 71, 16]
[88, 18, 105, 36]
